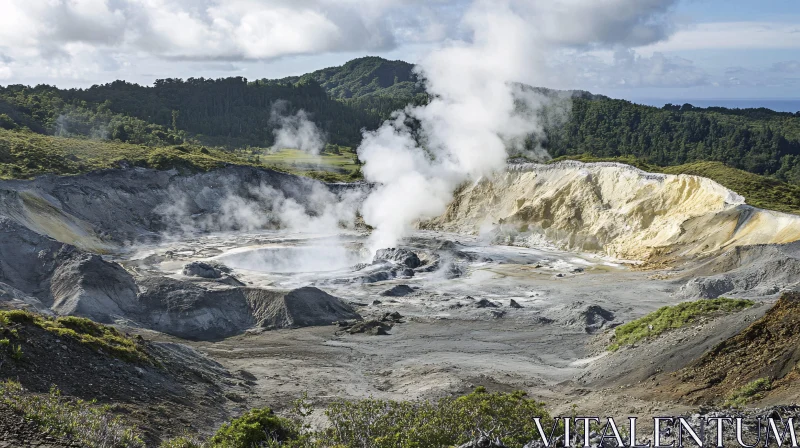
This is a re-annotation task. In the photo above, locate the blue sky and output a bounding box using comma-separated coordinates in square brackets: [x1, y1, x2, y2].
[0, 0, 798, 102]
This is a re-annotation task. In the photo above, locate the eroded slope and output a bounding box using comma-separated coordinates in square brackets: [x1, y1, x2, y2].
[425, 161, 800, 261]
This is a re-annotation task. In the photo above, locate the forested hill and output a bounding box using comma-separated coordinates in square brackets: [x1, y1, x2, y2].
[280, 56, 424, 100]
[0, 56, 799, 184]
[544, 98, 800, 184]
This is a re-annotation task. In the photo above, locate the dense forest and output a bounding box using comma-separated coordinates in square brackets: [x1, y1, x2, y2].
[1, 56, 799, 185]
[543, 98, 800, 184]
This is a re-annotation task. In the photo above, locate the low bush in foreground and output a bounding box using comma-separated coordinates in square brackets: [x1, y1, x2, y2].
[724, 378, 772, 408]
[209, 407, 300, 448]
[320, 387, 551, 448]
[0, 380, 145, 447]
[161, 388, 554, 448]
[609, 298, 754, 351]
[0, 310, 149, 363]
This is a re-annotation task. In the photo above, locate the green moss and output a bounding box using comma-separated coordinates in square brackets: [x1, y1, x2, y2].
[609, 298, 755, 351]
[724, 378, 772, 408]
[0, 310, 149, 364]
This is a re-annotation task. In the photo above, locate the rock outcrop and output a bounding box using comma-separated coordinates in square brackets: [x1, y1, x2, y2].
[246, 286, 361, 330]
[424, 161, 800, 260]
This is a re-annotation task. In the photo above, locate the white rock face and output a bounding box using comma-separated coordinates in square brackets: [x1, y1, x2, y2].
[423, 161, 800, 260]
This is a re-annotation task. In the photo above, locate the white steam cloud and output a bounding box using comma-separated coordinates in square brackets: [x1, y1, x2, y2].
[270, 100, 326, 155]
[157, 179, 363, 235]
[357, 0, 553, 252]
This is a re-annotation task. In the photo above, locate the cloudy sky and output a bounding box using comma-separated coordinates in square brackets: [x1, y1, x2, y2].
[0, 0, 798, 101]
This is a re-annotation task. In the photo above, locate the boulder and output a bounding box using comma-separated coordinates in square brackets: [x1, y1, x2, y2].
[472, 297, 499, 308]
[380, 285, 415, 297]
[373, 248, 421, 269]
[343, 320, 392, 336]
[182, 261, 232, 279]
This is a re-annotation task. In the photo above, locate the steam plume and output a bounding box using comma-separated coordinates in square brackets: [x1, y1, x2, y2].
[357, 0, 554, 252]
[270, 100, 325, 155]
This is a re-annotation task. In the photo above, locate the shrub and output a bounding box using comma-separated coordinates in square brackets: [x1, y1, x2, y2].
[209, 408, 299, 448]
[609, 298, 754, 351]
[160, 435, 207, 448]
[0, 380, 145, 447]
[724, 378, 772, 408]
[321, 387, 552, 448]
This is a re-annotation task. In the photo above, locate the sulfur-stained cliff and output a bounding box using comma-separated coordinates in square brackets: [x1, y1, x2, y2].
[423, 161, 800, 261]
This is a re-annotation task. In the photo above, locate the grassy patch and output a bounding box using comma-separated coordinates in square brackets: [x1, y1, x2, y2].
[0, 128, 257, 178]
[609, 298, 754, 351]
[0, 128, 363, 182]
[549, 155, 800, 215]
[0, 379, 145, 447]
[724, 378, 772, 408]
[0, 310, 149, 364]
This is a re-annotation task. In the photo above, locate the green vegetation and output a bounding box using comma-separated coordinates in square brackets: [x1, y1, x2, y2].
[209, 407, 300, 448]
[551, 154, 800, 214]
[724, 377, 772, 408]
[0, 310, 149, 363]
[319, 387, 552, 448]
[159, 435, 206, 448]
[545, 97, 800, 185]
[0, 380, 145, 447]
[259, 145, 362, 182]
[609, 298, 755, 351]
[284, 56, 424, 100]
[0, 129, 362, 181]
[159, 388, 554, 448]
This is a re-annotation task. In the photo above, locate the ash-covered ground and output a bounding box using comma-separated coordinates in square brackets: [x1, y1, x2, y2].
[109, 228, 761, 419]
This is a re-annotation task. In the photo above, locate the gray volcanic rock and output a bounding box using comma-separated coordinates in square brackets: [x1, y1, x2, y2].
[679, 242, 800, 299]
[0, 166, 359, 246]
[50, 252, 139, 323]
[360, 270, 396, 284]
[380, 285, 415, 297]
[246, 286, 361, 330]
[0, 217, 66, 298]
[578, 305, 616, 334]
[136, 277, 255, 339]
[182, 261, 232, 279]
[373, 248, 421, 269]
[473, 297, 499, 308]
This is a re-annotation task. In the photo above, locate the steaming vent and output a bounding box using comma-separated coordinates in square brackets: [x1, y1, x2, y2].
[215, 245, 365, 274]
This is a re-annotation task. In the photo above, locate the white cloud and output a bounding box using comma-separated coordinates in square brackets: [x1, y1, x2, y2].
[0, 0, 443, 63]
[520, 0, 679, 48]
[638, 22, 800, 53]
[0, 0, 796, 95]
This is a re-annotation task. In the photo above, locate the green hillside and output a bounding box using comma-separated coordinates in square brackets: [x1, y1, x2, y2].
[281, 56, 423, 100]
[1, 56, 799, 195]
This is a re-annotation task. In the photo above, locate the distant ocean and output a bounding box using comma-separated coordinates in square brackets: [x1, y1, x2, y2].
[631, 98, 800, 113]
